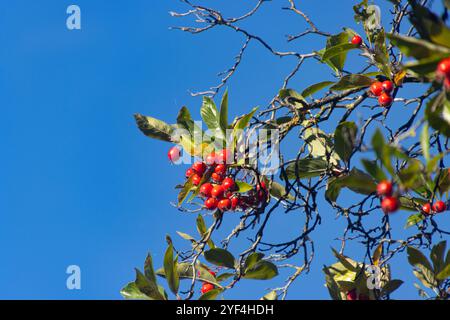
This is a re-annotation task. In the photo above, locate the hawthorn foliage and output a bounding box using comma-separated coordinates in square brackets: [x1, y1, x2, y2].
[121, 0, 450, 300]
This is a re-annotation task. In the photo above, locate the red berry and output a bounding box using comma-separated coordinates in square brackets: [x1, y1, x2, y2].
[192, 162, 206, 175]
[201, 282, 215, 294]
[199, 183, 213, 197]
[437, 58, 450, 77]
[377, 180, 393, 197]
[211, 185, 225, 198]
[211, 173, 224, 183]
[351, 35, 363, 46]
[206, 152, 217, 165]
[378, 92, 393, 107]
[421, 203, 431, 215]
[370, 81, 384, 96]
[218, 198, 232, 211]
[432, 200, 447, 213]
[214, 164, 227, 175]
[216, 149, 231, 164]
[231, 196, 240, 210]
[185, 168, 194, 179]
[204, 197, 218, 210]
[191, 174, 202, 186]
[256, 181, 267, 192]
[222, 177, 235, 191]
[346, 289, 357, 301]
[208, 270, 216, 277]
[444, 77, 450, 90]
[382, 80, 394, 93]
[168, 146, 181, 163]
[381, 196, 399, 214]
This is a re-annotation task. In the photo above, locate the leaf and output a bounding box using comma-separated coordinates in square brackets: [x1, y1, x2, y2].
[219, 90, 229, 132]
[269, 181, 295, 201]
[261, 291, 278, 300]
[284, 158, 329, 180]
[163, 242, 179, 295]
[199, 288, 223, 300]
[373, 29, 392, 77]
[361, 159, 387, 182]
[232, 107, 258, 147]
[144, 254, 158, 285]
[235, 181, 253, 193]
[331, 248, 359, 272]
[156, 263, 221, 288]
[134, 114, 174, 142]
[407, 246, 437, 288]
[201, 96, 223, 138]
[204, 248, 236, 269]
[216, 273, 234, 282]
[372, 243, 383, 266]
[381, 280, 404, 297]
[243, 260, 279, 280]
[322, 43, 359, 62]
[387, 33, 450, 59]
[425, 92, 450, 137]
[178, 176, 194, 206]
[398, 159, 424, 189]
[404, 213, 426, 229]
[404, 54, 449, 76]
[325, 168, 377, 202]
[244, 252, 265, 271]
[431, 241, 447, 274]
[120, 282, 151, 300]
[176, 231, 196, 242]
[436, 264, 450, 280]
[421, 123, 430, 162]
[325, 32, 351, 73]
[334, 121, 358, 164]
[301, 81, 335, 97]
[330, 74, 373, 91]
[371, 129, 394, 175]
[196, 215, 215, 249]
[134, 269, 166, 300]
[303, 127, 339, 164]
[278, 89, 307, 109]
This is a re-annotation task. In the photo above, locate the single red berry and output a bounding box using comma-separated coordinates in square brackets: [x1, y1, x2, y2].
[185, 168, 194, 179]
[204, 197, 218, 210]
[206, 152, 217, 165]
[432, 200, 447, 213]
[222, 177, 236, 191]
[351, 35, 363, 46]
[192, 162, 207, 175]
[230, 196, 240, 210]
[216, 149, 231, 164]
[211, 185, 225, 198]
[256, 181, 267, 192]
[199, 183, 213, 197]
[378, 92, 393, 107]
[208, 270, 216, 277]
[381, 196, 399, 214]
[346, 289, 357, 301]
[381, 80, 394, 93]
[370, 81, 384, 96]
[218, 198, 232, 211]
[201, 282, 215, 294]
[437, 58, 450, 77]
[191, 174, 202, 186]
[168, 146, 181, 163]
[421, 203, 432, 215]
[214, 164, 227, 175]
[377, 180, 393, 197]
[211, 172, 224, 183]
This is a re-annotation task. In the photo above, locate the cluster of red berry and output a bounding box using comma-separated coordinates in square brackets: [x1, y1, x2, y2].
[370, 80, 394, 107]
[421, 201, 447, 215]
[168, 147, 268, 212]
[436, 57, 450, 90]
[200, 270, 216, 294]
[377, 180, 399, 214]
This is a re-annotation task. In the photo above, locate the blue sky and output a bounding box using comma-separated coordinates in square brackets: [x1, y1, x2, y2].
[0, 0, 448, 299]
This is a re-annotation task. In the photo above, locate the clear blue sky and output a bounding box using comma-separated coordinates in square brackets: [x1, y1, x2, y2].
[0, 0, 448, 299]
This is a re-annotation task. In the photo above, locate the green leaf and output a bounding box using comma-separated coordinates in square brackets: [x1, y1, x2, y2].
[407, 0, 450, 48]
[331, 248, 359, 272]
[235, 181, 253, 193]
[219, 90, 229, 132]
[303, 127, 339, 164]
[400, 196, 427, 212]
[404, 54, 449, 76]
[426, 92, 450, 137]
[404, 213, 426, 229]
[269, 181, 295, 201]
[196, 214, 215, 249]
[436, 264, 450, 280]
[330, 74, 373, 91]
[134, 268, 166, 300]
[134, 114, 174, 142]
[325, 168, 377, 202]
[372, 243, 383, 266]
[261, 290, 278, 300]
[361, 159, 387, 182]
[398, 159, 424, 189]
[437, 168, 450, 195]
[278, 89, 307, 108]
[156, 262, 221, 288]
[301, 81, 335, 97]
[216, 273, 235, 282]
[284, 158, 329, 180]
[421, 123, 430, 162]
[243, 260, 279, 280]
[178, 176, 195, 207]
[244, 252, 265, 271]
[371, 129, 394, 175]
[325, 32, 351, 73]
[199, 288, 223, 300]
[322, 43, 359, 62]
[407, 246, 438, 288]
[334, 121, 358, 164]
[373, 29, 392, 77]
[387, 33, 450, 59]
[204, 248, 236, 269]
[201, 96, 223, 138]
[381, 280, 404, 297]
[431, 241, 447, 275]
[120, 282, 151, 300]
[232, 107, 258, 147]
[144, 254, 158, 285]
[163, 242, 179, 295]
